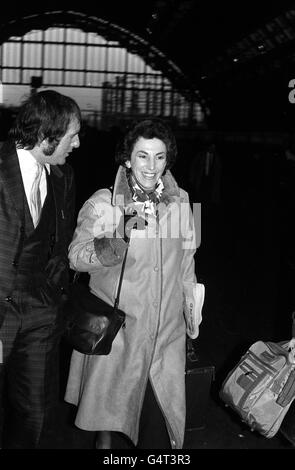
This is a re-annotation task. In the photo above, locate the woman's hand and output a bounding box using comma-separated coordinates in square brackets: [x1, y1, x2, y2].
[93, 237, 127, 267]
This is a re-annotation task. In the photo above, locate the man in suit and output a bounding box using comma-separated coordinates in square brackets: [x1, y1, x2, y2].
[0, 90, 81, 448]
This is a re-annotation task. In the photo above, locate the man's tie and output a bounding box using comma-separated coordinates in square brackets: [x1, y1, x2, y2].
[30, 162, 44, 227]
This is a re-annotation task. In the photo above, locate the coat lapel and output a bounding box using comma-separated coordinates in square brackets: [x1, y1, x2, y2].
[0, 141, 26, 221]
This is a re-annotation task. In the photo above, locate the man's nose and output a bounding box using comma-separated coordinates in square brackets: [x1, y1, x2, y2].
[72, 136, 80, 148]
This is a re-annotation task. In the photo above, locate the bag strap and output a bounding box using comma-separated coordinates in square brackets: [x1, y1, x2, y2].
[105, 183, 129, 310]
[73, 185, 129, 309]
[72, 242, 129, 309]
[114, 243, 129, 310]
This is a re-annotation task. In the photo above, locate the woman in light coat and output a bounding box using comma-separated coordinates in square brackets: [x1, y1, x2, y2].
[64, 119, 202, 449]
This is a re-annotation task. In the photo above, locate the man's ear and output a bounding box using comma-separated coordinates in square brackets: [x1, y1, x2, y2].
[39, 138, 48, 151]
[125, 160, 131, 169]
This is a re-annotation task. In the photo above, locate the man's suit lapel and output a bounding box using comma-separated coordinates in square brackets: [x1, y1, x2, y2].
[0, 141, 25, 221]
[49, 165, 65, 243]
[0, 142, 66, 241]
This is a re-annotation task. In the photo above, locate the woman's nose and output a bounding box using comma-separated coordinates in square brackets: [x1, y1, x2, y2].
[148, 157, 155, 170]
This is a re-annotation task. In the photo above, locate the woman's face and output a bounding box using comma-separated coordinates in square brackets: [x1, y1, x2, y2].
[126, 137, 167, 191]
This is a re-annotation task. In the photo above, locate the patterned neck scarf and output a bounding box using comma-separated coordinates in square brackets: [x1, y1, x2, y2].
[127, 170, 164, 215]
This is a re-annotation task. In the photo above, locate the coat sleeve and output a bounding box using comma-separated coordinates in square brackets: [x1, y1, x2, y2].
[180, 191, 204, 339]
[68, 189, 126, 273]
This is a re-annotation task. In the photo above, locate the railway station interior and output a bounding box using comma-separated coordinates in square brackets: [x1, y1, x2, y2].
[1, 0, 295, 452]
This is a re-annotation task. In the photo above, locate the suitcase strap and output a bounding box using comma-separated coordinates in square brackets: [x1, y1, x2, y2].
[277, 369, 295, 407]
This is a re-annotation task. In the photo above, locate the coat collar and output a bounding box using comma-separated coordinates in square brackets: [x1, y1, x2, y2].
[111, 165, 180, 207]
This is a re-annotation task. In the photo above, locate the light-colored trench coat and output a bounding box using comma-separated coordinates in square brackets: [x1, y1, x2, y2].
[64, 165, 198, 449]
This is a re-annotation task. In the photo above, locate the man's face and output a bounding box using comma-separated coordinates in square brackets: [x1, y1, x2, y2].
[42, 117, 80, 165]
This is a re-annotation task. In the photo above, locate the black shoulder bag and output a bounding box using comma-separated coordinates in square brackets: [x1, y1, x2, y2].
[64, 245, 128, 355]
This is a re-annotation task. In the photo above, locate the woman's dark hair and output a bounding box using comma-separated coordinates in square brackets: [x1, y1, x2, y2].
[115, 118, 177, 170]
[9, 90, 82, 149]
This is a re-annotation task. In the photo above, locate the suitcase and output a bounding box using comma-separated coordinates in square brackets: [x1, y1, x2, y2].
[220, 339, 295, 438]
[280, 313, 295, 445]
[185, 338, 215, 430]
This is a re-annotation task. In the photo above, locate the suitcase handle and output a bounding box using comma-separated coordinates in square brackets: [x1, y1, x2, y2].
[267, 340, 295, 364]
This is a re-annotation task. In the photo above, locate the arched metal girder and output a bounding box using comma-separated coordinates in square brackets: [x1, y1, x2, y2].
[0, 9, 205, 107]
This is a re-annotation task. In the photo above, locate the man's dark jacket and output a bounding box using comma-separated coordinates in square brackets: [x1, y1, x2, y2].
[0, 140, 75, 317]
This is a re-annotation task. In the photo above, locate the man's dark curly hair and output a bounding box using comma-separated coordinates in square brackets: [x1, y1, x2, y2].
[115, 118, 177, 170]
[9, 90, 81, 149]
